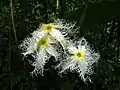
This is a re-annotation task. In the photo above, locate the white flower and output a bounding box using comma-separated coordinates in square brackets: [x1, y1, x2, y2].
[19, 32, 58, 75]
[31, 36, 59, 75]
[57, 37, 100, 82]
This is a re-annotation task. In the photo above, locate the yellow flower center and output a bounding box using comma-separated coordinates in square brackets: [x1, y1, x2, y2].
[46, 25, 52, 30]
[41, 24, 55, 32]
[77, 52, 82, 57]
[37, 37, 49, 50]
[74, 50, 85, 61]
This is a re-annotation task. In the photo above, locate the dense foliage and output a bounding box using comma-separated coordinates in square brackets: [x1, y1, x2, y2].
[0, 0, 120, 90]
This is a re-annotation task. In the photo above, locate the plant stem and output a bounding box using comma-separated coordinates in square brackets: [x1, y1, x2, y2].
[10, 0, 18, 46]
[8, 27, 12, 90]
[56, 0, 59, 10]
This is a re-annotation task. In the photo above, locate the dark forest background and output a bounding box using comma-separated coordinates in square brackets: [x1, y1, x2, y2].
[0, 0, 120, 90]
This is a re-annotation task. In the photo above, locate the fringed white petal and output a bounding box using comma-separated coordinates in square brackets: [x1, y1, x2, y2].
[67, 45, 77, 54]
[59, 59, 75, 74]
[77, 61, 90, 81]
[77, 37, 87, 51]
[19, 36, 37, 56]
[31, 49, 47, 76]
[19, 30, 46, 56]
[46, 45, 58, 59]
[50, 29, 66, 49]
[53, 18, 76, 31]
[32, 30, 46, 40]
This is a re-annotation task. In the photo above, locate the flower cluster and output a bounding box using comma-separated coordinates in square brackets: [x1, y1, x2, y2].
[19, 19, 100, 82]
[19, 19, 71, 75]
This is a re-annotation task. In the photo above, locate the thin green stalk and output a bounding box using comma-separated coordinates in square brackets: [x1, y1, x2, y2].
[10, 0, 18, 45]
[9, 0, 17, 89]
[79, 3, 88, 30]
[8, 27, 12, 90]
[56, 0, 59, 10]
